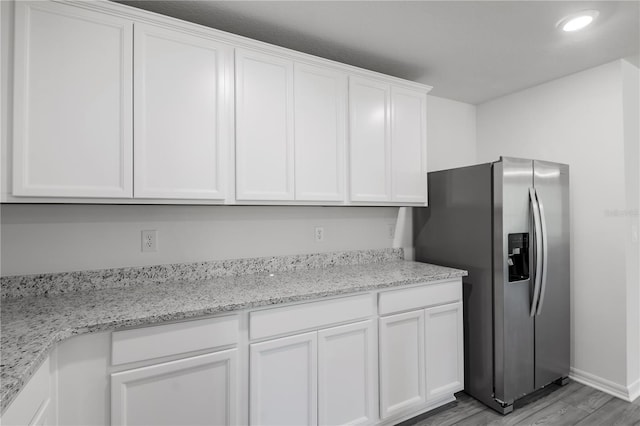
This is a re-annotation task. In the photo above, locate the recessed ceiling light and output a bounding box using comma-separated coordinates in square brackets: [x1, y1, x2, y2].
[557, 10, 599, 32]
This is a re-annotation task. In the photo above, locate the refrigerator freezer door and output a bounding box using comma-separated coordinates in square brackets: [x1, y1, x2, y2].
[533, 160, 570, 388]
[493, 158, 535, 404]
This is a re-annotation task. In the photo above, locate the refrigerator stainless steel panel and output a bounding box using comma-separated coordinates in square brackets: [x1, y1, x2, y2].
[413, 156, 569, 415]
[533, 160, 571, 388]
[493, 158, 535, 404]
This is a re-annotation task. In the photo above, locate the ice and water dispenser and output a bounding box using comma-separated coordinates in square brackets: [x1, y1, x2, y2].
[507, 233, 529, 282]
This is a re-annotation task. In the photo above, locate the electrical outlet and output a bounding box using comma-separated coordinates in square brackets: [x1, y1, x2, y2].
[141, 230, 158, 252]
[314, 226, 324, 242]
[388, 224, 396, 239]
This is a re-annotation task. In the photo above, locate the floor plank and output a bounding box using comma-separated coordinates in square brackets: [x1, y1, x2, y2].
[574, 397, 640, 426]
[505, 400, 590, 425]
[482, 382, 582, 426]
[453, 408, 503, 426]
[402, 381, 640, 426]
[559, 382, 613, 413]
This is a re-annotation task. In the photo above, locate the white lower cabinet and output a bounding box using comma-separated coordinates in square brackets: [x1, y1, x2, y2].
[250, 332, 318, 426]
[379, 310, 426, 418]
[318, 320, 377, 426]
[109, 316, 240, 426]
[425, 302, 464, 401]
[111, 349, 237, 426]
[249, 319, 376, 426]
[378, 300, 464, 422]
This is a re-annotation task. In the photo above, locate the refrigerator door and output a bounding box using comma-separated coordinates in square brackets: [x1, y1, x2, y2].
[493, 157, 535, 404]
[533, 160, 570, 388]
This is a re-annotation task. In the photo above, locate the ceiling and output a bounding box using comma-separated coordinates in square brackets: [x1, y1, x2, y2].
[116, 1, 640, 104]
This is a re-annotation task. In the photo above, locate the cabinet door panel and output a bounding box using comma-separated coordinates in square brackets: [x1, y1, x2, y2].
[318, 320, 376, 425]
[250, 332, 317, 425]
[111, 350, 237, 426]
[134, 24, 232, 199]
[294, 64, 346, 201]
[425, 303, 464, 400]
[235, 49, 294, 200]
[348, 77, 390, 202]
[391, 87, 427, 203]
[13, 1, 133, 197]
[379, 310, 425, 418]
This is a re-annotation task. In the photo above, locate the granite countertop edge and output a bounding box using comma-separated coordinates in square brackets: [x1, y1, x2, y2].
[0, 261, 467, 413]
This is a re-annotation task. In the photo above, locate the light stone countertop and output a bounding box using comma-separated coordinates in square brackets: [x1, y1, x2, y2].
[0, 258, 466, 413]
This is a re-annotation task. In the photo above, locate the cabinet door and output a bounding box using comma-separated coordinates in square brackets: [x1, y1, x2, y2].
[348, 77, 390, 202]
[134, 24, 232, 200]
[235, 49, 294, 201]
[111, 350, 237, 426]
[425, 302, 464, 401]
[250, 332, 317, 425]
[390, 87, 427, 203]
[13, 1, 133, 198]
[379, 310, 426, 418]
[318, 320, 376, 425]
[294, 63, 347, 201]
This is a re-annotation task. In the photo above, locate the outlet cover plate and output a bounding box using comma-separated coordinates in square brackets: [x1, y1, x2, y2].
[141, 230, 158, 252]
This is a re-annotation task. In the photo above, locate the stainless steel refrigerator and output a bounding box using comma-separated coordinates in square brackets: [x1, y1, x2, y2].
[414, 157, 570, 414]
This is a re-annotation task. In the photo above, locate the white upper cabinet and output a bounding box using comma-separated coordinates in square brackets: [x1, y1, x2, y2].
[133, 24, 232, 200]
[235, 49, 294, 201]
[294, 64, 347, 202]
[348, 77, 391, 202]
[12, 1, 133, 198]
[349, 77, 428, 204]
[391, 87, 427, 203]
[5, 0, 431, 205]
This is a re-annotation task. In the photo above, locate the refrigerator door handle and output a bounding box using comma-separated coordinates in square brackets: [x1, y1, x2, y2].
[536, 192, 549, 315]
[529, 188, 543, 317]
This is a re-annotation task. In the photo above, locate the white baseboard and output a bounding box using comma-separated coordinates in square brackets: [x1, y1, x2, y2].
[628, 378, 640, 402]
[569, 367, 638, 402]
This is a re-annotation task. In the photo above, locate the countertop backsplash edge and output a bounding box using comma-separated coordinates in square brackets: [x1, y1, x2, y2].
[0, 248, 404, 299]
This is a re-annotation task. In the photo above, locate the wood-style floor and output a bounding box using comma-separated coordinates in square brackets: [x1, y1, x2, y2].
[402, 381, 640, 426]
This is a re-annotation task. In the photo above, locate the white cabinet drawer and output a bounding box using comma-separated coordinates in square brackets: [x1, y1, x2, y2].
[112, 315, 239, 365]
[111, 350, 238, 426]
[378, 279, 461, 316]
[250, 294, 374, 340]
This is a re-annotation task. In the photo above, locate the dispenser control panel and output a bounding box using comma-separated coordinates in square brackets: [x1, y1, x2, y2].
[508, 233, 529, 282]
